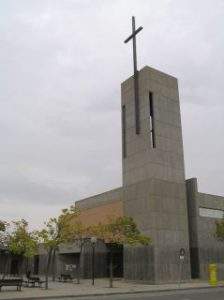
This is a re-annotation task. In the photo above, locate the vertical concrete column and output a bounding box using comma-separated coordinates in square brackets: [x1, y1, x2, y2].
[121, 66, 191, 283]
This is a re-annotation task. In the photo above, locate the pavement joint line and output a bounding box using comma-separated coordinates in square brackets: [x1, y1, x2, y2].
[0, 285, 224, 300]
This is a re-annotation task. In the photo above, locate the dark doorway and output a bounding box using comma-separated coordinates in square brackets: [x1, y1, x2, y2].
[190, 247, 200, 278]
[107, 244, 123, 278]
[10, 259, 19, 275]
[34, 255, 39, 275]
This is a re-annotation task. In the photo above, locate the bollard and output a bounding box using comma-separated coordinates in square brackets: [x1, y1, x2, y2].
[208, 264, 218, 287]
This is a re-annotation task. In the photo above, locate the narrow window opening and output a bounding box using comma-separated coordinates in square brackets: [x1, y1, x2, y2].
[122, 105, 127, 158]
[149, 92, 156, 148]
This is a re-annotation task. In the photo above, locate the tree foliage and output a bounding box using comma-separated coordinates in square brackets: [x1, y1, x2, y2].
[36, 205, 83, 288]
[37, 205, 81, 251]
[8, 219, 37, 259]
[215, 218, 224, 241]
[0, 220, 9, 248]
[0, 220, 7, 232]
[86, 216, 150, 246]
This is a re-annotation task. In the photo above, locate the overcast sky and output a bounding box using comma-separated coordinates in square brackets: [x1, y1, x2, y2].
[0, 0, 224, 229]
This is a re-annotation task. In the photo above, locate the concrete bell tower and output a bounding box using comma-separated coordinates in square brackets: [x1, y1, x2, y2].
[121, 66, 191, 283]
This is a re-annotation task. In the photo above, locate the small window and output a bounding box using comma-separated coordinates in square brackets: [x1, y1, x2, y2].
[122, 105, 126, 158]
[149, 92, 156, 148]
[199, 207, 224, 219]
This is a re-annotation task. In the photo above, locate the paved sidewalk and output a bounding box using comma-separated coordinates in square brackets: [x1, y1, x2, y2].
[0, 278, 223, 300]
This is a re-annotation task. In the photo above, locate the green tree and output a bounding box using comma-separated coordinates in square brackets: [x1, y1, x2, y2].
[215, 218, 224, 241]
[0, 220, 7, 233]
[8, 219, 38, 274]
[0, 220, 10, 277]
[37, 206, 78, 289]
[87, 216, 151, 288]
[0, 220, 9, 246]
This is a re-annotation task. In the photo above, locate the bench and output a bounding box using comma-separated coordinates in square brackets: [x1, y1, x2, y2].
[24, 276, 45, 288]
[0, 279, 22, 292]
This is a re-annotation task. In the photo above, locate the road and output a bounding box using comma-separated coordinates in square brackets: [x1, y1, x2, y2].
[51, 288, 224, 300]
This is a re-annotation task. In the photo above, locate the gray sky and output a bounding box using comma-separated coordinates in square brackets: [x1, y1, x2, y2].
[0, 0, 224, 229]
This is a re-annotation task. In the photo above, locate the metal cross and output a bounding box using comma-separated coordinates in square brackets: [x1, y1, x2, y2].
[124, 16, 143, 135]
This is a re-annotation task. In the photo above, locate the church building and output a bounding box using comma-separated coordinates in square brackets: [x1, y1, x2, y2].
[36, 65, 224, 284]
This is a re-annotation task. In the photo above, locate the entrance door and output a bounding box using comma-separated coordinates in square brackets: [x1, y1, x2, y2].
[112, 251, 123, 277]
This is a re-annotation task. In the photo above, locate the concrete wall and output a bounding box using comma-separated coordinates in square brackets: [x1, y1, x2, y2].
[186, 178, 224, 280]
[0, 252, 33, 276]
[121, 66, 191, 283]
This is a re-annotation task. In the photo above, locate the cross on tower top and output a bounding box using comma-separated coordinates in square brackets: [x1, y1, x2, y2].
[124, 16, 143, 135]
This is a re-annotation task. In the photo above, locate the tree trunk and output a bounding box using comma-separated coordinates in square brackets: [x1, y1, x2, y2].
[76, 253, 80, 284]
[109, 249, 113, 288]
[19, 256, 24, 276]
[5, 255, 12, 276]
[77, 242, 83, 284]
[76, 259, 80, 284]
[45, 248, 53, 290]
[52, 249, 56, 281]
[25, 257, 29, 274]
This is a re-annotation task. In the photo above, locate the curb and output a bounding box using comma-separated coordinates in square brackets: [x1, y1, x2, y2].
[0, 285, 224, 300]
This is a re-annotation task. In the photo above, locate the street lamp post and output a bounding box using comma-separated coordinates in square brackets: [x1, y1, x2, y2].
[90, 237, 97, 286]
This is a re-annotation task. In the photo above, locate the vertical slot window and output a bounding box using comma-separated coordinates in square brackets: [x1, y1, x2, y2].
[149, 92, 156, 148]
[122, 105, 127, 158]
